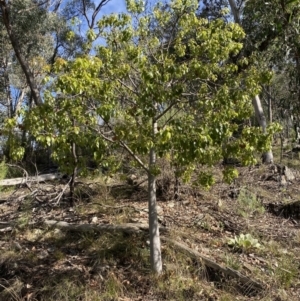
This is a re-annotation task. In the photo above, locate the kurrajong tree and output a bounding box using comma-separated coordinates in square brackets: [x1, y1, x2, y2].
[22, 0, 278, 273]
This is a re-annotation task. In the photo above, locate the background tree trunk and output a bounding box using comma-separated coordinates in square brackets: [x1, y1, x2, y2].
[252, 96, 273, 163]
[228, 0, 274, 163]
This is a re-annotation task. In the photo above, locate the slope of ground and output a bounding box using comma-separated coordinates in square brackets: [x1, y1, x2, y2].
[1, 156, 300, 300]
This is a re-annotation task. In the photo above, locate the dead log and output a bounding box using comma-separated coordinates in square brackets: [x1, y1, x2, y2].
[0, 173, 63, 186]
[44, 220, 152, 234]
[0, 227, 12, 233]
[161, 237, 263, 294]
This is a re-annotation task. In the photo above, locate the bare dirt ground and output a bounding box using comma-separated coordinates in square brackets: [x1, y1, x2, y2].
[1, 158, 300, 300]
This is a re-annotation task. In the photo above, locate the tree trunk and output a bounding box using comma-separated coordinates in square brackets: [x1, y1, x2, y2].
[148, 118, 162, 274]
[174, 174, 180, 201]
[70, 141, 78, 206]
[228, 0, 240, 23]
[294, 123, 300, 144]
[267, 86, 272, 123]
[3, 65, 13, 118]
[252, 95, 273, 163]
[70, 120, 78, 206]
[228, 0, 274, 164]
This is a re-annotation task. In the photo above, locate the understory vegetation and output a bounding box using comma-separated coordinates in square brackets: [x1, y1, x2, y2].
[1, 147, 300, 300]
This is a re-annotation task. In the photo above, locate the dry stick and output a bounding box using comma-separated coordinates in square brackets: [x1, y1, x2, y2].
[0, 173, 63, 186]
[53, 177, 73, 205]
[161, 237, 263, 293]
[44, 220, 151, 234]
[0, 227, 12, 233]
[1, 163, 45, 203]
[83, 202, 148, 213]
[6, 164, 30, 196]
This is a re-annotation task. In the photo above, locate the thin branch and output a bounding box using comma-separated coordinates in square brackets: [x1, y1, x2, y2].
[91, 0, 111, 29]
[117, 79, 139, 96]
[118, 139, 149, 173]
[161, 107, 182, 129]
[129, 75, 138, 90]
[52, 177, 72, 205]
[81, 0, 91, 28]
[154, 100, 179, 122]
[92, 120, 149, 173]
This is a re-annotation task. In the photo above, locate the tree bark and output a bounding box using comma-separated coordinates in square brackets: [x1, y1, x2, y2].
[228, 0, 240, 24]
[70, 141, 78, 206]
[252, 95, 273, 163]
[148, 117, 162, 274]
[267, 86, 272, 124]
[228, 0, 274, 163]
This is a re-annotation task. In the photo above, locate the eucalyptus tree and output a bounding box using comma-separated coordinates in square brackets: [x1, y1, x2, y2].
[0, 0, 65, 161]
[226, 0, 277, 163]
[0, 0, 113, 110]
[22, 0, 277, 273]
[241, 0, 300, 143]
[0, 0, 113, 163]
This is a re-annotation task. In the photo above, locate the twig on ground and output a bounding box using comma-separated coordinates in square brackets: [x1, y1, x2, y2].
[51, 177, 72, 205]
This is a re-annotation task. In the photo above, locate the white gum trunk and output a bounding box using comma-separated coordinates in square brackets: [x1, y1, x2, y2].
[148, 117, 162, 273]
[228, 0, 274, 163]
[252, 95, 273, 163]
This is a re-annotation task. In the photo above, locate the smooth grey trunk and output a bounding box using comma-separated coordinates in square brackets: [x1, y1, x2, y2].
[70, 119, 78, 206]
[148, 118, 162, 274]
[228, 0, 240, 23]
[70, 141, 78, 206]
[294, 123, 300, 144]
[280, 133, 284, 163]
[228, 0, 274, 163]
[3, 67, 13, 118]
[252, 95, 273, 163]
[266, 86, 272, 123]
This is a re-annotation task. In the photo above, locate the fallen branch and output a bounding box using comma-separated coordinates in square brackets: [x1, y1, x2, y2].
[52, 177, 72, 205]
[0, 227, 12, 233]
[161, 237, 263, 294]
[44, 220, 152, 234]
[81, 202, 148, 214]
[0, 173, 63, 186]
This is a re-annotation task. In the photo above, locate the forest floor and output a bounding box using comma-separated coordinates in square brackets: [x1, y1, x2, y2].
[1, 148, 300, 300]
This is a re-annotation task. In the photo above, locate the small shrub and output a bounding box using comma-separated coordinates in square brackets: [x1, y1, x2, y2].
[224, 254, 241, 270]
[0, 160, 8, 192]
[0, 159, 8, 179]
[227, 233, 262, 252]
[237, 187, 265, 217]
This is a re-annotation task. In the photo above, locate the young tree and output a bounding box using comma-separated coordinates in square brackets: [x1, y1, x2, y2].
[24, 0, 277, 273]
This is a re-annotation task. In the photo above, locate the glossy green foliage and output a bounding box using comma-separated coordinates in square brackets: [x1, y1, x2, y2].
[21, 0, 277, 184]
